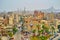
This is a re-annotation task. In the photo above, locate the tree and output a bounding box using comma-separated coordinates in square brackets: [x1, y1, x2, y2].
[8, 31, 13, 37]
[38, 30, 42, 36]
[36, 24, 40, 32]
[13, 27, 18, 34]
[51, 26, 55, 35]
[42, 23, 50, 33]
[40, 36, 47, 40]
[58, 25, 60, 29]
[32, 29, 36, 37]
[42, 25, 45, 29]
[45, 29, 49, 34]
[58, 25, 60, 32]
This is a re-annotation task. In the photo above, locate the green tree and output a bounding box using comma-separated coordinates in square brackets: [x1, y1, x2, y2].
[36, 24, 40, 32]
[8, 32, 13, 37]
[38, 30, 42, 36]
[58, 25, 60, 32]
[40, 36, 47, 40]
[13, 27, 18, 34]
[39, 30, 43, 33]
[51, 26, 55, 35]
[45, 29, 49, 33]
[42, 23, 50, 33]
[32, 29, 36, 37]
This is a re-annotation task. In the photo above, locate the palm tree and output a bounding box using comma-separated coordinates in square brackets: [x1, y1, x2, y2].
[8, 31, 13, 37]
[36, 24, 41, 36]
[58, 25, 60, 32]
[36, 24, 40, 32]
[32, 29, 36, 37]
[42, 22, 46, 30]
[13, 26, 18, 34]
[51, 26, 55, 35]
[38, 30, 43, 36]
[40, 36, 47, 40]
[41, 29, 44, 36]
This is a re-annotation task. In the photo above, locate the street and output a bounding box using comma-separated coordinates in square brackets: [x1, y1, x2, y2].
[53, 33, 60, 40]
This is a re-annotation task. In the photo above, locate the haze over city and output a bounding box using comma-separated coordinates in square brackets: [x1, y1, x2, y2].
[0, 0, 60, 40]
[0, 0, 60, 12]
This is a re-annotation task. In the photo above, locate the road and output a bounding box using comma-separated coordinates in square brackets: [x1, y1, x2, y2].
[13, 29, 22, 40]
[53, 33, 60, 40]
[13, 29, 30, 40]
[13, 29, 60, 40]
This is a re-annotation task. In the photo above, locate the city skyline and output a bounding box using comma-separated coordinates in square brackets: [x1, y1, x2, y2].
[0, 0, 60, 12]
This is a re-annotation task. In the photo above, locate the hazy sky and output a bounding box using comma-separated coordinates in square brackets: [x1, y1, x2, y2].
[0, 0, 60, 12]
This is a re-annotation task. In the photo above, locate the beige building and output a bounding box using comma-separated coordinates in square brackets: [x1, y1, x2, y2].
[14, 14, 20, 24]
[0, 16, 4, 25]
[9, 14, 14, 25]
[1, 36, 9, 40]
